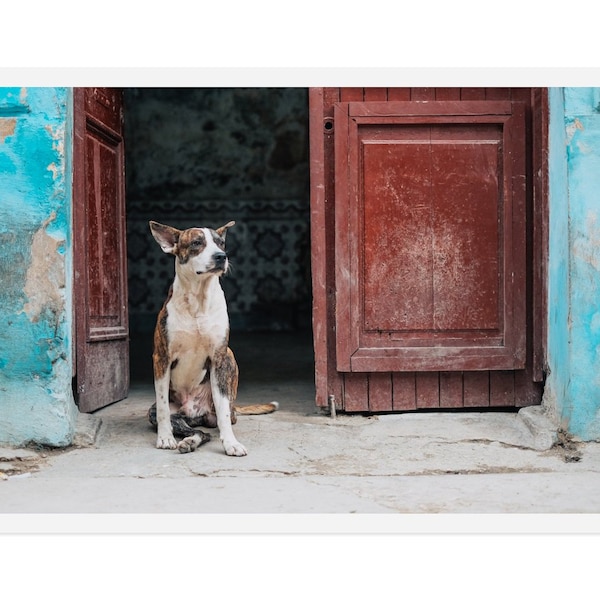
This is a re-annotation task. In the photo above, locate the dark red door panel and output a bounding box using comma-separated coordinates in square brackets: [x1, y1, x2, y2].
[334, 101, 527, 372]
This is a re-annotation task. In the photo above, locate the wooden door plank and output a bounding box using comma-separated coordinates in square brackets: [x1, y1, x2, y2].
[368, 373, 393, 411]
[364, 88, 387, 101]
[411, 88, 435, 100]
[490, 371, 515, 407]
[308, 88, 329, 408]
[392, 373, 417, 410]
[440, 372, 464, 408]
[323, 89, 344, 409]
[416, 373, 440, 408]
[343, 373, 369, 412]
[333, 101, 355, 371]
[388, 88, 411, 101]
[510, 88, 532, 104]
[435, 88, 461, 100]
[506, 102, 528, 368]
[340, 88, 364, 102]
[310, 87, 343, 409]
[347, 100, 513, 118]
[485, 88, 511, 100]
[464, 372, 489, 408]
[514, 369, 543, 407]
[461, 88, 486, 100]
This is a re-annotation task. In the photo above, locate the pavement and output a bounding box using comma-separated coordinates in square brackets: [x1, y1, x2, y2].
[1, 332, 600, 533]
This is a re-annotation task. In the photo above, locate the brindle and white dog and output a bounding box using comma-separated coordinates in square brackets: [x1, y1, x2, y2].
[148, 220, 277, 456]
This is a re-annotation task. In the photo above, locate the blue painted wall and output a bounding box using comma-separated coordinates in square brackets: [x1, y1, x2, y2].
[0, 87, 77, 446]
[546, 87, 600, 441]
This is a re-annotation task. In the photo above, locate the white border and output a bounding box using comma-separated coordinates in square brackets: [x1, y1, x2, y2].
[2, 513, 600, 534]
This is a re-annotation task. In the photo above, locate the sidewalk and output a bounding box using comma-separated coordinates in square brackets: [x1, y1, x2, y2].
[2, 379, 600, 526]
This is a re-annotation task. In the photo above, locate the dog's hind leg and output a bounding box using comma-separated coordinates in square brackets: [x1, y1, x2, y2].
[148, 402, 158, 427]
[172, 414, 211, 454]
[148, 404, 210, 453]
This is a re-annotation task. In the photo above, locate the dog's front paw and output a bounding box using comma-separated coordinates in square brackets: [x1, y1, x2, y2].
[223, 439, 247, 457]
[156, 435, 178, 450]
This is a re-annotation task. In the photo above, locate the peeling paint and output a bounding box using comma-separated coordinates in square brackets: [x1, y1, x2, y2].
[47, 162, 59, 179]
[45, 123, 65, 157]
[572, 211, 600, 272]
[565, 117, 584, 143]
[576, 140, 593, 154]
[22, 212, 65, 324]
[0, 117, 16, 142]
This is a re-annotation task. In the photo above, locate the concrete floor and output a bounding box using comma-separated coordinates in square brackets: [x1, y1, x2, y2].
[2, 332, 600, 532]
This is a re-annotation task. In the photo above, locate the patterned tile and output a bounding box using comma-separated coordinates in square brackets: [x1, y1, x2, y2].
[127, 197, 311, 332]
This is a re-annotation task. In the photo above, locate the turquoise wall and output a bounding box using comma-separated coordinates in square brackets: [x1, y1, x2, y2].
[0, 87, 77, 446]
[546, 87, 600, 441]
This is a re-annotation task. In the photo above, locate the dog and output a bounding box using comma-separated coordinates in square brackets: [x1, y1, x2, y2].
[148, 220, 278, 456]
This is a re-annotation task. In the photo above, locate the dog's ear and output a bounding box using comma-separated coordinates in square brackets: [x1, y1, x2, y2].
[216, 220, 235, 240]
[149, 221, 181, 254]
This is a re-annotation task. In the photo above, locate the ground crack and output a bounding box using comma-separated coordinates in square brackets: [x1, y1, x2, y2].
[406, 466, 554, 477]
[192, 468, 301, 477]
[427, 438, 541, 452]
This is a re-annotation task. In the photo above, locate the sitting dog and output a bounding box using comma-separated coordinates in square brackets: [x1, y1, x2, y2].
[148, 220, 277, 456]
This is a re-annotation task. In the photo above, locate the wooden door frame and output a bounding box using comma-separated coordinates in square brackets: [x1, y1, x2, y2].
[308, 87, 549, 411]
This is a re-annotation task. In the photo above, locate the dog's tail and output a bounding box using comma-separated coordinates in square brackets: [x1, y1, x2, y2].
[234, 401, 279, 415]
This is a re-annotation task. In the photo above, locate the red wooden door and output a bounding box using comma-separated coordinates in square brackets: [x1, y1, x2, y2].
[310, 88, 547, 412]
[73, 88, 129, 412]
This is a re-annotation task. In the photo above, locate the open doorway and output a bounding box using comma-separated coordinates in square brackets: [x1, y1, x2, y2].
[122, 88, 315, 407]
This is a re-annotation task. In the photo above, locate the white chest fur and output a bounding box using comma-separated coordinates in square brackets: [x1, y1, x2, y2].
[166, 275, 229, 394]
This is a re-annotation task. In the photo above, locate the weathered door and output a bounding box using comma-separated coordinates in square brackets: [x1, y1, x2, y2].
[310, 88, 547, 412]
[73, 88, 129, 412]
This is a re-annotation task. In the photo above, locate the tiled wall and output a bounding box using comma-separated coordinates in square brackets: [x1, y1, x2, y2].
[123, 88, 311, 333]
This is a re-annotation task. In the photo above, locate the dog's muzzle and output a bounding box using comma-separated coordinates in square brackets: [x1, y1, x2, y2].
[202, 251, 228, 274]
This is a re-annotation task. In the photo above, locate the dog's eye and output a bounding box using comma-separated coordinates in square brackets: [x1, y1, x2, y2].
[191, 239, 203, 248]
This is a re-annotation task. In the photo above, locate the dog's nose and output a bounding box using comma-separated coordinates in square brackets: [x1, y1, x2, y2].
[213, 251, 227, 265]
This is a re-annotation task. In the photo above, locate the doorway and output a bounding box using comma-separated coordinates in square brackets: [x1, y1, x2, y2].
[73, 87, 547, 415]
[122, 88, 315, 399]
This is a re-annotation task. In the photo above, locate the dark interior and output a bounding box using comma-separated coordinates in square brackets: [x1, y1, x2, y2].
[122, 88, 314, 386]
